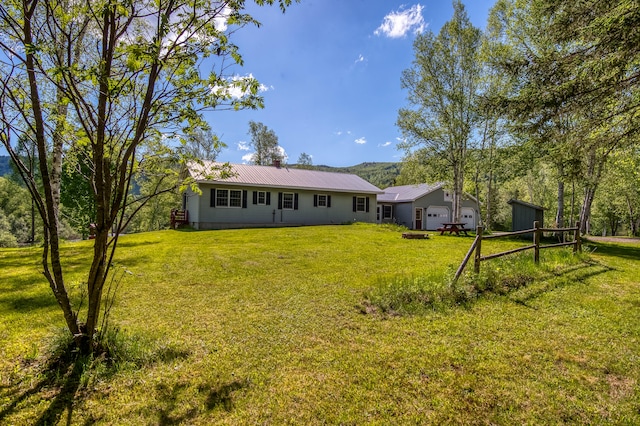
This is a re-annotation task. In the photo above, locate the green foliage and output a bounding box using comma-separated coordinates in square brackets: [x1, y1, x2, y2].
[398, 0, 483, 222]
[487, 0, 640, 234]
[247, 121, 284, 166]
[0, 220, 18, 248]
[365, 247, 591, 316]
[295, 152, 313, 169]
[60, 161, 95, 237]
[0, 177, 36, 244]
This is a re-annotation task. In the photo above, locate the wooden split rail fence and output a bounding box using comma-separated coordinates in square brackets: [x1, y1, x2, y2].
[453, 221, 582, 282]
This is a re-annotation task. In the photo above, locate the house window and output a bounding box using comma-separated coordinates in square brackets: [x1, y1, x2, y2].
[253, 190, 271, 205]
[282, 192, 294, 210]
[216, 189, 228, 206]
[352, 196, 369, 212]
[216, 189, 242, 208]
[383, 205, 392, 219]
[314, 194, 331, 208]
[229, 190, 242, 207]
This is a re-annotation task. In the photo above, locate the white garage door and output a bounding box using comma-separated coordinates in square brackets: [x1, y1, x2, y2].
[461, 207, 476, 230]
[426, 206, 450, 230]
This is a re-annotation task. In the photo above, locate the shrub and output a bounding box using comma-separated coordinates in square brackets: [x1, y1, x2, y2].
[363, 248, 589, 316]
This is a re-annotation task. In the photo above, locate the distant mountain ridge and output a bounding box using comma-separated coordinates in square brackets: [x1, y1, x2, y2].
[297, 162, 401, 189]
[0, 155, 401, 189]
[0, 156, 11, 177]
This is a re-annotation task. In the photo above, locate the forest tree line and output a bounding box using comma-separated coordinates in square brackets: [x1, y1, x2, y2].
[395, 0, 640, 237]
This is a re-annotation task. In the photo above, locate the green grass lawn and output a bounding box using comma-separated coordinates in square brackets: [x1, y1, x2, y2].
[1, 224, 639, 424]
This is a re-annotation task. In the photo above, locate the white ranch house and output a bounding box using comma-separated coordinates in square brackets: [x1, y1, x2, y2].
[181, 162, 382, 229]
[377, 183, 479, 231]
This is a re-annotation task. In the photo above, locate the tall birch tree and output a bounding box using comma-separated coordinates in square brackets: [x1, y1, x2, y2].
[397, 0, 482, 222]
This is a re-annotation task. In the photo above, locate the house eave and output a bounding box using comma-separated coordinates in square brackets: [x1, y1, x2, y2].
[196, 179, 383, 195]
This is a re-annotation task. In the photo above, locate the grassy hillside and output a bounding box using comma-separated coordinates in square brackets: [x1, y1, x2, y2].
[1, 224, 639, 424]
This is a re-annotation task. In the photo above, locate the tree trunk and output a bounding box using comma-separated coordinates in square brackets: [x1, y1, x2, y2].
[452, 165, 463, 222]
[627, 196, 638, 236]
[22, 6, 80, 339]
[580, 186, 596, 235]
[556, 180, 564, 228]
[555, 180, 565, 240]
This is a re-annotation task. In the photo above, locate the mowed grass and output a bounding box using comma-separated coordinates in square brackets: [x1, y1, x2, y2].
[1, 224, 639, 424]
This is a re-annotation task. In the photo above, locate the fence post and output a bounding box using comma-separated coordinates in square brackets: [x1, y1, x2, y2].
[533, 221, 540, 264]
[574, 221, 582, 253]
[474, 225, 483, 274]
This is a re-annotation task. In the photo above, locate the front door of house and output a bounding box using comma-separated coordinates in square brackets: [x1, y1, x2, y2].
[415, 208, 423, 230]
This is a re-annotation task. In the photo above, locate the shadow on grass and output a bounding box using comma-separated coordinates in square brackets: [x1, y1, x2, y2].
[0, 331, 192, 425]
[0, 339, 86, 426]
[586, 241, 640, 261]
[0, 292, 57, 312]
[116, 239, 161, 248]
[511, 261, 614, 308]
[154, 379, 249, 425]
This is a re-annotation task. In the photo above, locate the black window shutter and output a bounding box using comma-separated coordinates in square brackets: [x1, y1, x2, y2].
[366, 197, 370, 212]
[266, 192, 271, 205]
[327, 195, 332, 208]
[352, 196, 357, 212]
[294, 193, 299, 210]
[242, 190, 248, 208]
[210, 189, 216, 207]
[278, 192, 283, 210]
[252, 191, 257, 205]
[313, 194, 318, 207]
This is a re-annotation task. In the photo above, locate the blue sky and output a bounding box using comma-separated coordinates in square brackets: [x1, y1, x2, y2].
[210, 0, 497, 167]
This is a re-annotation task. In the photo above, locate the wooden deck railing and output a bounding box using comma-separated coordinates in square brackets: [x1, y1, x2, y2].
[453, 221, 581, 282]
[170, 209, 189, 229]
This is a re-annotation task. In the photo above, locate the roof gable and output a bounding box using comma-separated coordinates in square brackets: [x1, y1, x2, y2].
[188, 161, 382, 194]
[378, 182, 444, 202]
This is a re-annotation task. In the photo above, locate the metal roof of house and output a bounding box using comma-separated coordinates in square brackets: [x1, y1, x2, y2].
[188, 161, 383, 194]
[377, 182, 445, 203]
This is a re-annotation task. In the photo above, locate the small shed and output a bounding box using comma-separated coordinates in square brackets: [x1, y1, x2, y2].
[508, 199, 544, 233]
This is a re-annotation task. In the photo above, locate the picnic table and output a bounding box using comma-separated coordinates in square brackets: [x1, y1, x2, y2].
[437, 222, 468, 236]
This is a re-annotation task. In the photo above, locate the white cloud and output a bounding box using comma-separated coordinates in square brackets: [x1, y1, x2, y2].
[355, 54, 365, 64]
[355, 137, 367, 145]
[374, 4, 426, 38]
[237, 141, 250, 151]
[379, 141, 392, 147]
[276, 146, 289, 162]
[210, 73, 270, 100]
[240, 146, 288, 164]
[241, 153, 255, 163]
[213, 5, 232, 31]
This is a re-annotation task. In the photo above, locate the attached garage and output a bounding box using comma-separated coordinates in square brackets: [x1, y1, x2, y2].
[426, 206, 450, 230]
[460, 207, 476, 230]
[377, 182, 479, 231]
